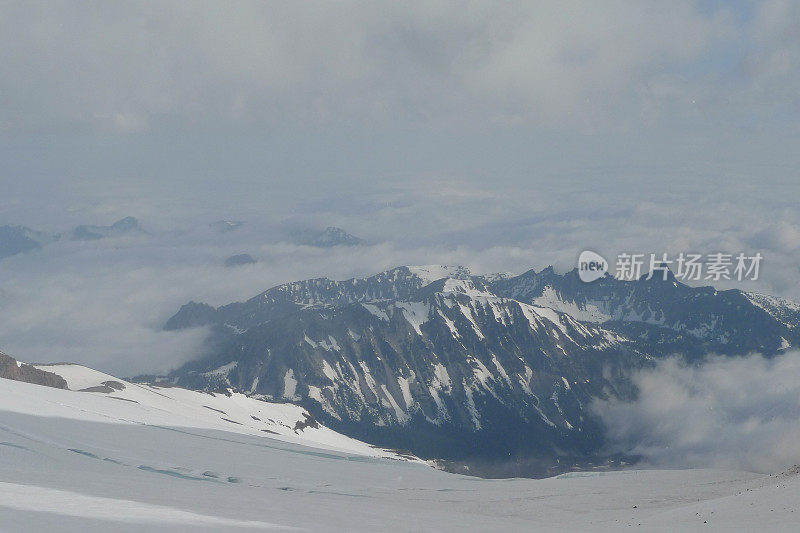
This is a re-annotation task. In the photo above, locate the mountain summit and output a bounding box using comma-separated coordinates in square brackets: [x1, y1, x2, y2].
[292, 226, 364, 247]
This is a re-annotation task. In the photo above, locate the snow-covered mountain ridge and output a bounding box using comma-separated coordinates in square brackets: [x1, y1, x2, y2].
[162, 264, 800, 475]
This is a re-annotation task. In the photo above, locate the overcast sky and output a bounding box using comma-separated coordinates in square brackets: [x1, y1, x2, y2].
[1, 1, 800, 376]
[2, 0, 799, 217]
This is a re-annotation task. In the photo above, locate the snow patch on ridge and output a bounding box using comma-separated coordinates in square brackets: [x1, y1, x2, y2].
[440, 278, 493, 297]
[457, 302, 485, 339]
[407, 265, 470, 284]
[362, 303, 389, 321]
[533, 286, 612, 323]
[396, 301, 430, 336]
[431, 363, 452, 392]
[397, 374, 415, 410]
[201, 361, 237, 379]
[437, 310, 460, 338]
[380, 384, 409, 424]
[283, 369, 297, 399]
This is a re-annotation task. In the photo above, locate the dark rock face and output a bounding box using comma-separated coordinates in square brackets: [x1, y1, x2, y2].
[164, 302, 218, 331]
[77, 380, 126, 393]
[162, 265, 800, 472]
[225, 254, 257, 268]
[0, 352, 68, 389]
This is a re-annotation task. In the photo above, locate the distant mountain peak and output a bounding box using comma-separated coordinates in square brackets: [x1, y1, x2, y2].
[406, 265, 471, 283]
[639, 262, 678, 282]
[71, 216, 145, 241]
[111, 216, 140, 230]
[0, 225, 47, 260]
[293, 226, 364, 247]
[225, 253, 257, 268]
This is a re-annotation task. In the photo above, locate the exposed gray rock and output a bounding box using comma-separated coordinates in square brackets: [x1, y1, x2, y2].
[164, 301, 218, 331]
[0, 351, 68, 389]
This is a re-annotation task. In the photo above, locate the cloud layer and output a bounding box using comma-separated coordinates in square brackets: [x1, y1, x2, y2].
[2, 177, 800, 377]
[1, 1, 798, 133]
[594, 352, 800, 473]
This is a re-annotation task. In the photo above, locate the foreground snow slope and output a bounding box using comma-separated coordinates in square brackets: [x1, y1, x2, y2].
[1, 374, 799, 531]
[27, 363, 407, 459]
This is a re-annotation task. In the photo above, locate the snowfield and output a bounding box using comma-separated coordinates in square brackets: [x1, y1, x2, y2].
[1, 367, 799, 532]
[27, 363, 403, 459]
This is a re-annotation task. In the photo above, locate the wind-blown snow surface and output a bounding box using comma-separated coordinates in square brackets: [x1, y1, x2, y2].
[1, 370, 799, 531]
[24, 363, 403, 459]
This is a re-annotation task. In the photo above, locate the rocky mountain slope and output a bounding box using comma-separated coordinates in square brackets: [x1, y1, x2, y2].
[0, 351, 67, 389]
[162, 265, 800, 474]
[493, 267, 799, 357]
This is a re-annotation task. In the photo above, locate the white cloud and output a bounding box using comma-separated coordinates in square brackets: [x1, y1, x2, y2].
[1, 1, 793, 132]
[593, 352, 800, 473]
[3, 178, 800, 377]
